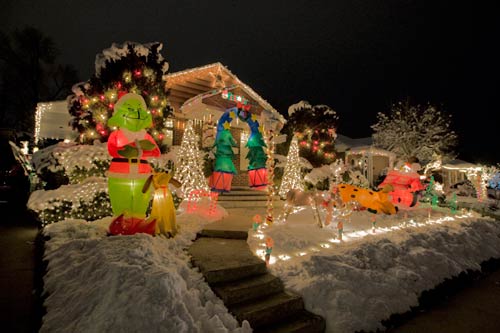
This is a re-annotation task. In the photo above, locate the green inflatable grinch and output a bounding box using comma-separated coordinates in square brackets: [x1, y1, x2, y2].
[106, 93, 160, 235]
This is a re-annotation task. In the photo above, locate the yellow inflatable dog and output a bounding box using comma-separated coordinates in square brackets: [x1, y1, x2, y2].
[336, 184, 397, 215]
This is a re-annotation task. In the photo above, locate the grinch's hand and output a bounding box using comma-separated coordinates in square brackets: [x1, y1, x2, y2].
[138, 139, 156, 151]
[118, 144, 139, 158]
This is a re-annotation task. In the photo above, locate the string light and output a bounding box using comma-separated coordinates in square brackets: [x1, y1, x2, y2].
[176, 120, 210, 199]
[279, 136, 304, 198]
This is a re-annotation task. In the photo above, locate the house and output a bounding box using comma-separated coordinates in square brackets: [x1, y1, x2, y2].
[35, 62, 284, 186]
[34, 100, 78, 144]
[439, 159, 480, 190]
[336, 134, 396, 187]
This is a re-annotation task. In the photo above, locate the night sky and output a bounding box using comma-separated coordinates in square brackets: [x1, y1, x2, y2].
[1, 0, 497, 163]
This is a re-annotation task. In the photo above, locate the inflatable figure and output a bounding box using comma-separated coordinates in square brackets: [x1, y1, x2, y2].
[378, 170, 425, 208]
[107, 93, 160, 235]
[336, 183, 397, 215]
[145, 171, 181, 237]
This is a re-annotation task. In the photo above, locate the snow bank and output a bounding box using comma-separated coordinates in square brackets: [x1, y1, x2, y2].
[248, 206, 500, 332]
[41, 210, 251, 333]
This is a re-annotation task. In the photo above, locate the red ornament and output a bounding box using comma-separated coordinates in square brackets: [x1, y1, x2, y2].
[108, 103, 114, 109]
[100, 95, 105, 101]
[116, 82, 122, 89]
[134, 69, 142, 77]
[209, 171, 233, 192]
[248, 168, 268, 189]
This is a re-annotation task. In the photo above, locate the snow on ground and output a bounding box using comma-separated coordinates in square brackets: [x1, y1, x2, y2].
[40, 204, 251, 333]
[248, 205, 500, 333]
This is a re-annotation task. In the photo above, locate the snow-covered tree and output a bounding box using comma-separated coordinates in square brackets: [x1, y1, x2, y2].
[176, 120, 209, 198]
[279, 136, 304, 198]
[371, 102, 457, 163]
[68, 42, 172, 150]
[280, 101, 338, 167]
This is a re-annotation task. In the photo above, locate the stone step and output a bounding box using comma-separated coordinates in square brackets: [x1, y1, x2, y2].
[212, 273, 284, 306]
[188, 237, 267, 284]
[218, 200, 284, 208]
[219, 190, 269, 196]
[198, 229, 248, 240]
[218, 201, 268, 209]
[218, 195, 269, 201]
[230, 186, 265, 191]
[230, 291, 304, 329]
[254, 310, 326, 333]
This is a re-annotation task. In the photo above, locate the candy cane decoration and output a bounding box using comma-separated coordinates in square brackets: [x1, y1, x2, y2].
[265, 129, 275, 224]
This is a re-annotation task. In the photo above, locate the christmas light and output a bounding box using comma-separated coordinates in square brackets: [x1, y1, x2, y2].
[279, 136, 304, 198]
[177, 120, 210, 199]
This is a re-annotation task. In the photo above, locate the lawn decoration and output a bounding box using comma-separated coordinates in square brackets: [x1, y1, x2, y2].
[449, 193, 458, 214]
[106, 93, 160, 235]
[281, 189, 325, 227]
[252, 214, 263, 231]
[378, 169, 425, 208]
[109, 214, 156, 235]
[336, 184, 397, 215]
[265, 237, 274, 266]
[210, 103, 269, 192]
[210, 108, 238, 192]
[146, 172, 181, 237]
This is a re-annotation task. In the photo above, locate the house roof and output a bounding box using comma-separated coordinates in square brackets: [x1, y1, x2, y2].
[165, 62, 284, 123]
[335, 134, 373, 152]
[35, 101, 77, 143]
[442, 159, 479, 171]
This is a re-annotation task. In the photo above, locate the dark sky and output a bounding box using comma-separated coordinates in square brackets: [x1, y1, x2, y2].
[1, 0, 498, 163]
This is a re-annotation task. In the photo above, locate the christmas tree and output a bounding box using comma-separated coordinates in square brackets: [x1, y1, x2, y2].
[281, 101, 338, 167]
[68, 42, 172, 150]
[176, 120, 209, 198]
[214, 129, 237, 174]
[244, 112, 267, 170]
[279, 136, 304, 198]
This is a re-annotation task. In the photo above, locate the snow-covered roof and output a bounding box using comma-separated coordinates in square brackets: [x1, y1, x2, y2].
[166, 62, 284, 124]
[442, 159, 479, 171]
[335, 134, 373, 152]
[346, 145, 396, 159]
[35, 101, 77, 143]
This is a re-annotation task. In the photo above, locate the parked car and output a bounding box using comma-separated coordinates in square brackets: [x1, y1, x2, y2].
[0, 138, 33, 210]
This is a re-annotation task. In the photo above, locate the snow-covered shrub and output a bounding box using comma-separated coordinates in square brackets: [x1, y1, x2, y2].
[28, 177, 111, 226]
[32, 142, 110, 187]
[449, 180, 476, 197]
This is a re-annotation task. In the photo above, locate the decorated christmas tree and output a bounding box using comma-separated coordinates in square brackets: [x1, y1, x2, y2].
[177, 120, 209, 198]
[281, 101, 338, 167]
[279, 136, 304, 198]
[214, 129, 237, 174]
[246, 124, 267, 170]
[68, 42, 172, 150]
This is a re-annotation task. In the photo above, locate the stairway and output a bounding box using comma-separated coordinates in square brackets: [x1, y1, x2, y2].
[188, 230, 325, 333]
[217, 186, 282, 209]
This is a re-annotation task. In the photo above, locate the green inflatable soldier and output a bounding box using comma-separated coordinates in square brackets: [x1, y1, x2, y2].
[107, 93, 161, 235]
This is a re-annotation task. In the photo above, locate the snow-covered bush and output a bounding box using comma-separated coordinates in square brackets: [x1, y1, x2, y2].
[449, 180, 476, 198]
[28, 177, 111, 226]
[32, 141, 110, 188]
